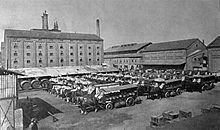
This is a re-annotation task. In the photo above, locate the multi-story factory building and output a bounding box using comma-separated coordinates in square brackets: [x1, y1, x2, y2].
[1, 11, 103, 69]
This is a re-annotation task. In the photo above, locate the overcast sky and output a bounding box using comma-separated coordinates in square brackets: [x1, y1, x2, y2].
[0, 0, 219, 49]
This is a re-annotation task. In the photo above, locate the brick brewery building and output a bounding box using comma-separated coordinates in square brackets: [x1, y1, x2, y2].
[105, 38, 208, 71]
[1, 11, 103, 69]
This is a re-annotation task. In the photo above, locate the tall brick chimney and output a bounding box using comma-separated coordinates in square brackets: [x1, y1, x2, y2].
[42, 10, 49, 30]
[96, 19, 100, 37]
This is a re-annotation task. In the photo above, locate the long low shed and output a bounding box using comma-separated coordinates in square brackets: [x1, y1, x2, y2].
[10, 65, 119, 78]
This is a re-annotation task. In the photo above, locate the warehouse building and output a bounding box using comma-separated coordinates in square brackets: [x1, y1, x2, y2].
[207, 36, 220, 72]
[139, 38, 207, 70]
[104, 42, 151, 70]
[1, 11, 103, 69]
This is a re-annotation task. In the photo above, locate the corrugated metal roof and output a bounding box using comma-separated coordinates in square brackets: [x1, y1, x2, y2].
[5, 29, 103, 41]
[0, 68, 24, 75]
[141, 38, 199, 52]
[207, 36, 220, 48]
[10, 65, 119, 78]
[104, 42, 151, 53]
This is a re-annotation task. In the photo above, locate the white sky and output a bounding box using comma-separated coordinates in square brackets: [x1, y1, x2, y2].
[0, 0, 219, 49]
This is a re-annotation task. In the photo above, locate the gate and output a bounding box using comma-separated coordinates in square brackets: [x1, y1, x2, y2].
[0, 69, 22, 130]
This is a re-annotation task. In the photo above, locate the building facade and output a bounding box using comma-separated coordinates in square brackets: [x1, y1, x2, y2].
[207, 36, 220, 72]
[1, 11, 103, 69]
[104, 43, 151, 70]
[139, 38, 207, 70]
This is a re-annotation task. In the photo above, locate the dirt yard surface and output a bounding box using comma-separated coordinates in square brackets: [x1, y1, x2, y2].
[19, 83, 220, 130]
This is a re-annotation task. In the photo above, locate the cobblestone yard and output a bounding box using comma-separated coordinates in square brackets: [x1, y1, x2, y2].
[20, 83, 220, 130]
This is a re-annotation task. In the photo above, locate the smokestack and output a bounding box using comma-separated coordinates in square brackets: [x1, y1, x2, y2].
[96, 19, 100, 37]
[42, 10, 49, 30]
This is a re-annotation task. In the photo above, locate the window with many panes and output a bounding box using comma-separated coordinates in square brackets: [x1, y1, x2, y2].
[14, 52, 18, 56]
[14, 60, 18, 64]
[27, 60, 30, 63]
[26, 45, 30, 49]
[14, 44, 18, 48]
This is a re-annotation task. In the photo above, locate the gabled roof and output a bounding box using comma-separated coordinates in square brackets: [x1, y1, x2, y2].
[207, 36, 220, 48]
[4, 29, 103, 41]
[104, 42, 151, 53]
[140, 38, 199, 52]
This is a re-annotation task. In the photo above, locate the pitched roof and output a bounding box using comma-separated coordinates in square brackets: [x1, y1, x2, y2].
[140, 38, 199, 52]
[104, 53, 142, 59]
[104, 42, 151, 53]
[207, 36, 220, 48]
[4, 29, 103, 41]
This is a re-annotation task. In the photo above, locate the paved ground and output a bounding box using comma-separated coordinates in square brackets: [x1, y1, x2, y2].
[19, 83, 220, 130]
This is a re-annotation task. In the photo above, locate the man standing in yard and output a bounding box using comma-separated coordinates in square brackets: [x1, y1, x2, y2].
[29, 118, 38, 130]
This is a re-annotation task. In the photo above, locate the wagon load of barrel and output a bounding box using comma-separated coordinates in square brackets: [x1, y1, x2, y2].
[79, 83, 139, 114]
[182, 74, 216, 92]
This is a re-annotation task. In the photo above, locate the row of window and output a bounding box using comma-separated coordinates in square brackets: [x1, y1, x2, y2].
[13, 58, 100, 64]
[114, 59, 137, 63]
[13, 44, 101, 50]
[13, 52, 100, 56]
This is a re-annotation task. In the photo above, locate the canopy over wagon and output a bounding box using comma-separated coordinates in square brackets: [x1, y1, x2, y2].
[101, 84, 138, 94]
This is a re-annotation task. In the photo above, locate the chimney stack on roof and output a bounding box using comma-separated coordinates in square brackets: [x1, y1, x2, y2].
[42, 10, 49, 30]
[53, 21, 59, 30]
[96, 19, 100, 37]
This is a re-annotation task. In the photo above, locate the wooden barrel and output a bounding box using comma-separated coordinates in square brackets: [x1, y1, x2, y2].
[114, 102, 120, 108]
[31, 79, 40, 89]
[119, 101, 126, 106]
[20, 80, 32, 90]
[41, 79, 52, 89]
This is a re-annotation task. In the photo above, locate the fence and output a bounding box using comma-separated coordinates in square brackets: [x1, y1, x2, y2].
[0, 74, 17, 130]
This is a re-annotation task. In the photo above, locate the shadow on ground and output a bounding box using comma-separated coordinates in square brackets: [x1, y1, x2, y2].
[17, 97, 62, 128]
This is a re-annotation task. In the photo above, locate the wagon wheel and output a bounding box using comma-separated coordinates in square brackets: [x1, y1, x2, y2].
[105, 103, 114, 110]
[126, 97, 135, 107]
[201, 85, 206, 91]
[176, 88, 181, 95]
[165, 92, 170, 98]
